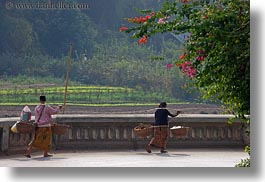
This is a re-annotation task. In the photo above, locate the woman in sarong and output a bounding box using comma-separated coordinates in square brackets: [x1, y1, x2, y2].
[146, 102, 180, 153]
[24, 95, 62, 158]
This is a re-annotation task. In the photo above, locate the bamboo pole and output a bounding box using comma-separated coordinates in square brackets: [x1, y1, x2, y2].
[62, 43, 73, 114]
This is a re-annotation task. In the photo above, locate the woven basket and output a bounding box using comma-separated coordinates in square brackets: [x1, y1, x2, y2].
[134, 124, 152, 138]
[16, 122, 35, 134]
[170, 127, 189, 137]
[52, 123, 69, 135]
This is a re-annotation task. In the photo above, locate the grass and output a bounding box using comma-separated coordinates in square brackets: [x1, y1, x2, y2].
[0, 85, 181, 105]
[0, 102, 189, 107]
[0, 76, 187, 106]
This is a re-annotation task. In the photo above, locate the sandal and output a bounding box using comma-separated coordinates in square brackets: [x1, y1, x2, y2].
[146, 144, 152, 153]
[44, 154, 53, 157]
[160, 150, 168, 153]
[24, 154, 31, 158]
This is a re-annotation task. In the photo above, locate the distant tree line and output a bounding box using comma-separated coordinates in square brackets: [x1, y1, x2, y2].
[0, 0, 204, 102]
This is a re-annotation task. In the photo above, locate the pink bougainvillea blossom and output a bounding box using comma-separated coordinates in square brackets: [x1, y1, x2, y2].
[158, 16, 170, 24]
[187, 67, 196, 78]
[197, 55, 204, 61]
[166, 63, 173, 69]
[180, 0, 190, 4]
[177, 61, 196, 78]
[158, 18, 165, 24]
[196, 49, 205, 61]
[197, 49, 205, 54]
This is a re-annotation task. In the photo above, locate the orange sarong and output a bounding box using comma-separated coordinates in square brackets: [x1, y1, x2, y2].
[149, 127, 169, 148]
[29, 127, 52, 151]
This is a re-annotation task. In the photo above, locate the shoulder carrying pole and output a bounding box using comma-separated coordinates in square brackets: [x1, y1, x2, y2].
[62, 43, 73, 114]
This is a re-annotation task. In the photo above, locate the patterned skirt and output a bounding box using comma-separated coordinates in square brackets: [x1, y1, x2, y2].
[29, 127, 52, 151]
[149, 127, 169, 148]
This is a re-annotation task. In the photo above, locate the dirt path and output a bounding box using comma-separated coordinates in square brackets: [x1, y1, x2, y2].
[0, 104, 225, 118]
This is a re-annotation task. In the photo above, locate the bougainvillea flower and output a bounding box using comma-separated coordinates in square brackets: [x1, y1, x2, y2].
[176, 63, 182, 67]
[180, 0, 190, 4]
[145, 15, 151, 20]
[166, 63, 173, 69]
[119, 26, 129, 32]
[187, 67, 196, 78]
[138, 35, 148, 44]
[158, 16, 170, 24]
[197, 50, 205, 54]
[180, 54, 185, 60]
[127, 13, 154, 24]
[158, 18, 166, 24]
[177, 61, 196, 78]
[158, 18, 164, 24]
[197, 55, 204, 61]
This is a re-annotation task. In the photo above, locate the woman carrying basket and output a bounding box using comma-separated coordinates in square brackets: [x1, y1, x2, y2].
[24, 95, 62, 158]
[146, 102, 181, 153]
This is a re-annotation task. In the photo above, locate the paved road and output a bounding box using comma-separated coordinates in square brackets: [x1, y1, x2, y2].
[0, 148, 248, 167]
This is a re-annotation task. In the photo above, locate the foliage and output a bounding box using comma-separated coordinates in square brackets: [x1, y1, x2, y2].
[0, 11, 39, 55]
[0, 41, 201, 103]
[121, 0, 250, 166]
[0, 0, 211, 103]
[235, 158, 250, 167]
[235, 145, 250, 167]
[121, 0, 250, 119]
[0, 0, 162, 57]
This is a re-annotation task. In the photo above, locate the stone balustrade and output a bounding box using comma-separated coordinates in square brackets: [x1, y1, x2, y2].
[0, 114, 249, 154]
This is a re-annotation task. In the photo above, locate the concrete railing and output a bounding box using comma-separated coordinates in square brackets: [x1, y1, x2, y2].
[0, 114, 249, 154]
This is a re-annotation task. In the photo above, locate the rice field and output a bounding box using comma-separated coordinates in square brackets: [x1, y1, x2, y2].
[0, 85, 178, 105]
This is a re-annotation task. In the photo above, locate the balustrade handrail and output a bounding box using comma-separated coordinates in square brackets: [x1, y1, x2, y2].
[0, 114, 244, 124]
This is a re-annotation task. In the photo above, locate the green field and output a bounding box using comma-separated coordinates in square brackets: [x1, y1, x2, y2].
[0, 85, 180, 106]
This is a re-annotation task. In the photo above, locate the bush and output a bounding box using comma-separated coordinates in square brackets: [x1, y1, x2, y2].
[235, 158, 250, 167]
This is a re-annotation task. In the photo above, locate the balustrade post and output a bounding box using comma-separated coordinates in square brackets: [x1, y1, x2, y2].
[1, 125, 9, 153]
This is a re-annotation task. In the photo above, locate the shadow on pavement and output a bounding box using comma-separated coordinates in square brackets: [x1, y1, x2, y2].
[155, 153, 190, 157]
[11, 157, 67, 162]
[135, 152, 190, 157]
[32, 157, 67, 161]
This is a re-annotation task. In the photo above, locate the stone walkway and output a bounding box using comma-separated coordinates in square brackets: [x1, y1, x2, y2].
[0, 148, 248, 167]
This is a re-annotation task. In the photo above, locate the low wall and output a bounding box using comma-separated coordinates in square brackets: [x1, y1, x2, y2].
[0, 114, 249, 154]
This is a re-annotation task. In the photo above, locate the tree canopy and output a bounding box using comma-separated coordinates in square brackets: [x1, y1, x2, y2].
[122, 0, 250, 118]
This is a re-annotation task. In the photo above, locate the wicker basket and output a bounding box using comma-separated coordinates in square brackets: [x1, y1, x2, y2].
[134, 124, 152, 138]
[16, 122, 35, 134]
[52, 123, 70, 135]
[170, 126, 189, 137]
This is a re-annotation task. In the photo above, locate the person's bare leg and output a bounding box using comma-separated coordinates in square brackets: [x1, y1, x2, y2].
[24, 145, 32, 158]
